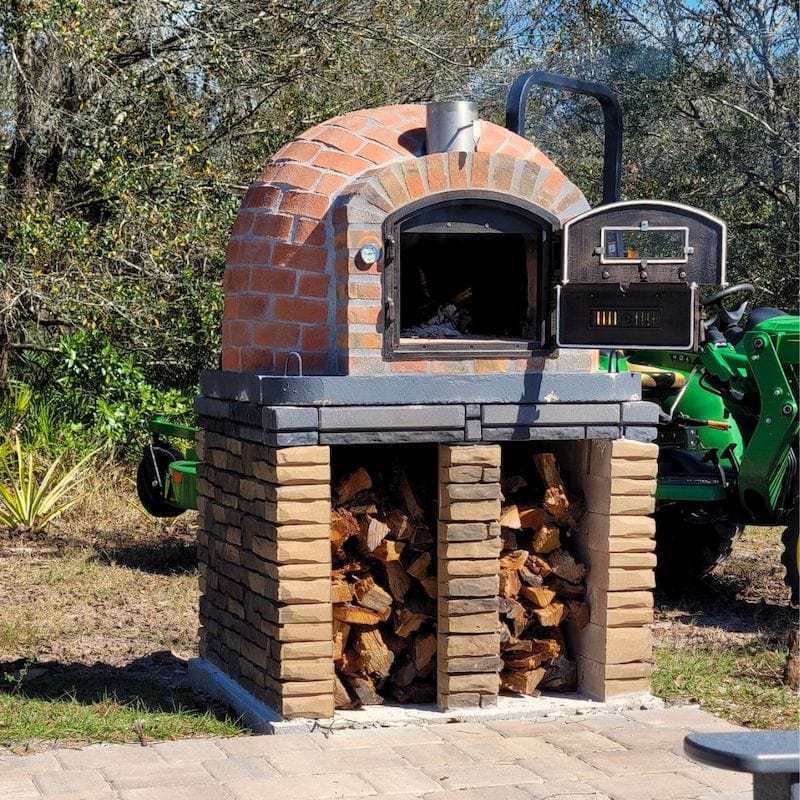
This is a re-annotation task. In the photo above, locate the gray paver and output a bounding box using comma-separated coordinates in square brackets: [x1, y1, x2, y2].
[524, 780, 612, 799]
[581, 745, 700, 776]
[225, 773, 375, 799]
[392, 742, 476, 769]
[453, 735, 564, 762]
[540, 729, 627, 756]
[57, 745, 163, 770]
[150, 740, 227, 763]
[201, 756, 278, 782]
[421, 763, 543, 790]
[623, 706, 743, 731]
[311, 726, 443, 749]
[266, 746, 407, 775]
[432, 789, 531, 800]
[588, 770, 712, 799]
[119, 786, 232, 800]
[0, 772, 41, 800]
[431, 722, 504, 742]
[0, 753, 62, 773]
[33, 768, 114, 796]
[215, 734, 321, 757]
[358, 766, 444, 794]
[518, 754, 613, 783]
[103, 763, 216, 791]
[483, 719, 569, 738]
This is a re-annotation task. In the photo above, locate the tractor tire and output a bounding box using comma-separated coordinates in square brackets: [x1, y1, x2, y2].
[781, 515, 799, 606]
[654, 505, 744, 591]
[136, 444, 185, 518]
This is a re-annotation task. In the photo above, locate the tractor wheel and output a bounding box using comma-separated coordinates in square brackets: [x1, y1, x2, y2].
[136, 444, 185, 518]
[781, 515, 799, 606]
[654, 505, 744, 591]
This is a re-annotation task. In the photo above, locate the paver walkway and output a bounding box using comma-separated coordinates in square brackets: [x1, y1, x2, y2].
[0, 706, 753, 800]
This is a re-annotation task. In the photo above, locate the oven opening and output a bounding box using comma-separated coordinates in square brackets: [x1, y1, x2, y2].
[399, 232, 536, 341]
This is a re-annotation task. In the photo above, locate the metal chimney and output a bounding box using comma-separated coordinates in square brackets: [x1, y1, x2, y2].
[426, 101, 478, 154]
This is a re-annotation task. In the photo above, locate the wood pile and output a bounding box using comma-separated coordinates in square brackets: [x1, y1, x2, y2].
[330, 460, 437, 708]
[497, 453, 589, 696]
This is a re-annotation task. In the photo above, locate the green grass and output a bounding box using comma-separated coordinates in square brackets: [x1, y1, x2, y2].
[653, 642, 799, 730]
[0, 668, 243, 749]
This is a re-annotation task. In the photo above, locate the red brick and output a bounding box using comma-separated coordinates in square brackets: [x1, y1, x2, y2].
[223, 295, 239, 319]
[252, 322, 301, 349]
[363, 126, 412, 154]
[250, 267, 297, 295]
[298, 273, 330, 297]
[292, 218, 326, 247]
[223, 320, 252, 348]
[297, 351, 329, 374]
[243, 185, 281, 210]
[315, 172, 348, 197]
[346, 305, 380, 325]
[425, 154, 448, 192]
[347, 356, 385, 373]
[273, 297, 328, 324]
[399, 161, 425, 199]
[241, 348, 274, 372]
[516, 161, 542, 199]
[227, 239, 271, 266]
[251, 213, 294, 241]
[314, 150, 371, 176]
[221, 349, 241, 371]
[471, 153, 491, 188]
[280, 191, 329, 219]
[477, 123, 511, 154]
[389, 359, 429, 373]
[378, 169, 410, 207]
[301, 326, 330, 351]
[537, 168, 567, 208]
[270, 163, 320, 191]
[273, 140, 322, 163]
[554, 186, 584, 215]
[231, 213, 254, 237]
[358, 141, 400, 164]
[314, 126, 365, 154]
[238, 295, 270, 318]
[489, 158, 515, 193]
[431, 360, 469, 374]
[346, 281, 382, 300]
[348, 332, 382, 350]
[223, 267, 250, 293]
[272, 243, 328, 273]
[447, 151, 470, 190]
[475, 359, 509, 373]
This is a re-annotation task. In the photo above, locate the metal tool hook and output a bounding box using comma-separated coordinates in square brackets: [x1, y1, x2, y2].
[283, 351, 303, 377]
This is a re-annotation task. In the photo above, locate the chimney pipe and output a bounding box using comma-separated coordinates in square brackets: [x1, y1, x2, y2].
[426, 101, 478, 154]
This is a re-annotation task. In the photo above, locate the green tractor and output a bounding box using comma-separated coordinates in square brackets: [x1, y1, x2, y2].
[605, 285, 798, 602]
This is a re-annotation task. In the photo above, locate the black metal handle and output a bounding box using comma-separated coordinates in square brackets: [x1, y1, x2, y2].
[505, 70, 623, 206]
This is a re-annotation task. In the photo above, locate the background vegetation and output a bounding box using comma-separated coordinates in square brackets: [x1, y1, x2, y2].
[1, 0, 795, 454]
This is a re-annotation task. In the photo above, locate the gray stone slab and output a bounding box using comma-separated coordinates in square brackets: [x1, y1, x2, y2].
[319, 430, 464, 445]
[263, 430, 319, 447]
[623, 426, 658, 442]
[466, 404, 481, 419]
[466, 419, 482, 441]
[263, 406, 319, 431]
[194, 397, 230, 419]
[229, 403, 264, 428]
[199, 371, 643, 406]
[622, 401, 661, 424]
[586, 426, 622, 439]
[482, 403, 621, 426]
[482, 426, 587, 441]
[319, 405, 465, 431]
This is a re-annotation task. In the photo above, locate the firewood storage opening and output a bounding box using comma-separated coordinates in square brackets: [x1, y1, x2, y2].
[330, 445, 438, 708]
[384, 194, 555, 358]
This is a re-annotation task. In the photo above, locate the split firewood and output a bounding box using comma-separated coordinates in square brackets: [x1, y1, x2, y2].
[394, 608, 427, 637]
[334, 675, 358, 709]
[531, 522, 561, 554]
[333, 620, 351, 661]
[335, 467, 372, 506]
[398, 469, 424, 519]
[539, 654, 578, 692]
[500, 667, 547, 695]
[499, 550, 528, 571]
[386, 509, 412, 540]
[331, 508, 360, 550]
[391, 658, 421, 689]
[359, 515, 390, 553]
[332, 580, 354, 604]
[502, 637, 561, 664]
[410, 525, 433, 549]
[531, 600, 566, 628]
[520, 585, 556, 608]
[498, 597, 529, 638]
[499, 567, 522, 599]
[353, 577, 393, 616]
[501, 528, 518, 550]
[499, 505, 523, 529]
[337, 648, 362, 676]
[546, 549, 587, 584]
[407, 551, 431, 579]
[419, 576, 438, 599]
[518, 564, 543, 587]
[501, 474, 528, 496]
[372, 539, 405, 562]
[342, 674, 382, 706]
[534, 453, 577, 527]
[547, 576, 585, 599]
[383, 561, 411, 601]
[353, 628, 394, 677]
[412, 632, 437, 670]
[526, 554, 553, 577]
[565, 599, 590, 629]
[334, 603, 387, 626]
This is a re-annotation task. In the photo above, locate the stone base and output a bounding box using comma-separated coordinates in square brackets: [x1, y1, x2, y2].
[190, 656, 663, 736]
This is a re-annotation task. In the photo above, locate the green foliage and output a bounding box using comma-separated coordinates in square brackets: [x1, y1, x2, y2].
[0, 436, 94, 534]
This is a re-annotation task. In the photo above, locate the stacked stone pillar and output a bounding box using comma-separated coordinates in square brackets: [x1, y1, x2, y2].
[196, 434, 335, 720]
[437, 444, 504, 709]
[563, 439, 658, 699]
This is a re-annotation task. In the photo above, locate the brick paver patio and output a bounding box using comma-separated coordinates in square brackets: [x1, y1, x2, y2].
[0, 706, 752, 800]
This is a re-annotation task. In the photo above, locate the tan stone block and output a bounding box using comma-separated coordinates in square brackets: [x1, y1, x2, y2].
[253, 537, 330, 565]
[274, 640, 333, 660]
[606, 661, 653, 679]
[276, 623, 333, 642]
[438, 521, 492, 543]
[610, 440, 659, 460]
[446, 483, 503, 501]
[240, 478, 267, 501]
[280, 678, 334, 696]
[482, 467, 501, 481]
[575, 623, 652, 665]
[439, 559, 498, 578]
[281, 695, 335, 720]
[439, 612, 498, 635]
[440, 500, 501, 521]
[277, 604, 333, 624]
[605, 607, 654, 627]
[582, 513, 656, 540]
[438, 692, 480, 709]
[279, 658, 333, 681]
[439, 444, 501, 467]
[264, 562, 331, 581]
[268, 499, 331, 525]
[270, 446, 330, 466]
[441, 598, 498, 616]
[611, 477, 658, 496]
[583, 478, 656, 516]
[596, 458, 659, 479]
[437, 671, 499, 694]
[440, 575, 499, 598]
[266, 483, 330, 502]
[271, 523, 331, 541]
[254, 463, 330, 485]
[579, 657, 652, 700]
[440, 465, 483, 483]
[586, 587, 653, 611]
[440, 539, 502, 560]
[441, 634, 499, 658]
[277, 578, 331, 604]
[601, 568, 656, 591]
[447, 655, 504, 674]
[588, 548, 657, 572]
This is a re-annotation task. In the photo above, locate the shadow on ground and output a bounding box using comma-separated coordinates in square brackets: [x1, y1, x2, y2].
[89, 534, 197, 575]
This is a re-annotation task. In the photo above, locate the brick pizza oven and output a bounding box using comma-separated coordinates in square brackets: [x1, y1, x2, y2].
[191, 97, 661, 724]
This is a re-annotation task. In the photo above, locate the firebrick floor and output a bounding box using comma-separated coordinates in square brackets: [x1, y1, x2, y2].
[0, 706, 754, 800]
